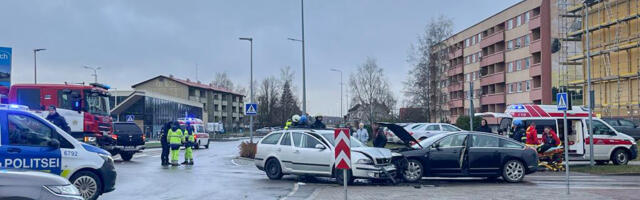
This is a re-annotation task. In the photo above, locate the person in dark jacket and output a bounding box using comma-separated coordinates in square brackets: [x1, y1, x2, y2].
[160, 121, 172, 166]
[372, 123, 387, 148]
[475, 119, 492, 133]
[46, 106, 71, 133]
[511, 120, 526, 142]
[310, 116, 326, 129]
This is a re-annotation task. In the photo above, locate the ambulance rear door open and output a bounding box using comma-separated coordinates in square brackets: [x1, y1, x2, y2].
[556, 118, 585, 156]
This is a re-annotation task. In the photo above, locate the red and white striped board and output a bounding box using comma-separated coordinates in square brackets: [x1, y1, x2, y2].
[334, 128, 351, 169]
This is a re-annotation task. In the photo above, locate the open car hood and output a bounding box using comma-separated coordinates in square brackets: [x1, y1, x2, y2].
[377, 122, 421, 148]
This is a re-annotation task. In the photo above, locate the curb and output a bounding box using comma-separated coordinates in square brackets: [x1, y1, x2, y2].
[234, 156, 255, 161]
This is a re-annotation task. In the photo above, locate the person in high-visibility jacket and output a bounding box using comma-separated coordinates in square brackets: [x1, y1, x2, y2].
[284, 119, 292, 130]
[182, 122, 195, 165]
[168, 121, 185, 166]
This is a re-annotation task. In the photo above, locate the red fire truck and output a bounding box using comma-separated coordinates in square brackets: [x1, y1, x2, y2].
[7, 83, 116, 149]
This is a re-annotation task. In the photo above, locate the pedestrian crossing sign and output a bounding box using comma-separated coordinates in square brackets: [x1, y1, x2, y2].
[126, 115, 135, 122]
[245, 103, 257, 115]
[557, 93, 568, 111]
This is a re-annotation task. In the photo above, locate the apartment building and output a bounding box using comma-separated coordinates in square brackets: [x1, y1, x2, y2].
[444, 0, 555, 122]
[131, 75, 245, 130]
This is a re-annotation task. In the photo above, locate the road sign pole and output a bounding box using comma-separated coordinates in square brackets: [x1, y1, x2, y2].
[563, 109, 570, 194]
[343, 169, 347, 200]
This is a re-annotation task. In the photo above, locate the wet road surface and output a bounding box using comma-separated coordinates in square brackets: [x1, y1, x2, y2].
[101, 139, 640, 200]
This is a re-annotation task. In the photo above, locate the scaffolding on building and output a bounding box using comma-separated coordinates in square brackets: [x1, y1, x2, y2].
[563, 0, 640, 118]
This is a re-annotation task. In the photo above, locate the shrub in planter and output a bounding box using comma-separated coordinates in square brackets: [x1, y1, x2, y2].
[239, 141, 257, 159]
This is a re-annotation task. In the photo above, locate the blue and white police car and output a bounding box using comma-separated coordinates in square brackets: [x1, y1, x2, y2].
[0, 104, 116, 200]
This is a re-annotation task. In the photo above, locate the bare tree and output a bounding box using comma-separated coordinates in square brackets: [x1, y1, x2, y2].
[211, 72, 235, 90]
[256, 76, 280, 127]
[349, 57, 396, 126]
[404, 16, 453, 122]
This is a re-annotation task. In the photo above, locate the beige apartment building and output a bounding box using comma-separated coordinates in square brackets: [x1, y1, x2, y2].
[443, 0, 557, 122]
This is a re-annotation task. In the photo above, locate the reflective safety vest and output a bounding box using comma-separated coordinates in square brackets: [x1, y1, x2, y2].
[284, 121, 292, 130]
[168, 129, 184, 145]
[185, 132, 195, 143]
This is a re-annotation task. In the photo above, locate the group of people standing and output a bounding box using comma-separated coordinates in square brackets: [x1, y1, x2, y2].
[351, 122, 387, 148]
[510, 120, 561, 153]
[160, 121, 196, 166]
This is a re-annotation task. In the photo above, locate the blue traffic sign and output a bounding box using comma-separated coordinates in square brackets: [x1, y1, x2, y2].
[245, 103, 257, 115]
[0, 47, 12, 88]
[126, 115, 135, 122]
[557, 93, 568, 111]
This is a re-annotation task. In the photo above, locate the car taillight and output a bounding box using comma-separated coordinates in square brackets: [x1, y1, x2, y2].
[111, 134, 118, 140]
[142, 134, 146, 141]
[194, 134, 197, 139]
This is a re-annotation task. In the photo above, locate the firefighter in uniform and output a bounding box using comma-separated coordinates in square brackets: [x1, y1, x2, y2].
[182, 121, 195, 165]
[168, 121, 184, 166]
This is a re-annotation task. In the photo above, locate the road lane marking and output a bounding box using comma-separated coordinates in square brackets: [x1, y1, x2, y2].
[231, 159, 240, 166]
[304, 187, 321, 200]
[280, 182, 300, 200]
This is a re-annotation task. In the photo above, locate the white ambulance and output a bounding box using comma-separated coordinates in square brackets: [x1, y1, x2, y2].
[477, 104, 637, 165]
[178, 118, 210, 149]
[0, 104, 116, 200]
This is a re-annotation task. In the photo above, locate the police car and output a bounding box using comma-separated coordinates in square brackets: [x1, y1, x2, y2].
[0, 104, 116, 200]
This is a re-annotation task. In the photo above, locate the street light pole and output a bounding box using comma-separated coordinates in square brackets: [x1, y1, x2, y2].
[584, 1, 594, 166]
[239, 37, 254, 143]
[301, 0, 307, 114]
[83, 65, 101, 83]
[331, 68, 343, 123]
[33, 48, 46, 84]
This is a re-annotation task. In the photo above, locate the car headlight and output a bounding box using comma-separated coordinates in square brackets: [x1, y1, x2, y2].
[355, 158, 374, 165]
[45, 184, 81, 196]
[99, 153, 114, 164]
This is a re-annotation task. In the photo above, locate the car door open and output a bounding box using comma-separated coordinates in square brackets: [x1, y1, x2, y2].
[428, 134, 468, 175]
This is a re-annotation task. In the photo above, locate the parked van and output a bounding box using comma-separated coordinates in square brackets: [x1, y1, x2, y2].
[477, 104, 637, 165]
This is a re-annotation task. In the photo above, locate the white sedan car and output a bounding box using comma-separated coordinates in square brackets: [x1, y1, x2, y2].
[407, 123, 463, 140]
[255, 129, 397, 185]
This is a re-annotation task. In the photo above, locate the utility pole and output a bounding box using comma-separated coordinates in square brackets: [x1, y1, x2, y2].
[33, 48, 46, 84]
[301, 0, 307, 114]
[584, 1, 594, 166]
[469, 82, 474, 131]
[83, 65, 101, 83]
[239, 37, 254, 143]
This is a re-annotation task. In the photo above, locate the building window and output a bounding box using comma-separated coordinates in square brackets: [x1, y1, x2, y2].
[214, 104, 219, 111]
[516, 15, 522, 27]
[524, 35, 530, 46]
[472, 54, 476, 63]
[515, 38, 521, 48]
[507, 40, 513, 50]
[517, 82, 522, 92]
[525, 58, 530, 69]
[516, 60, 522, 71]
[525, 12, 530, 23]
[508, 83, 513, 93]
[526, 80, 531, 91]
[508, 62, 514, 72]
[466, 73, 471, 81]
[507, 19, 513, 30]
[466, 38, 471, 47]
[478, 33, 482, 42]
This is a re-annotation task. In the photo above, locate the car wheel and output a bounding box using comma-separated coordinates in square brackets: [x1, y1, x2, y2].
[71, 171, 102, 200]
[205, 141, 209, 149]
[334, 168, 354, 185]
[596, 160, 609, 165]
[502, 160, 525, 183]
[265, 158, 283, 180]
[120, 152, 134, 161]
[611, 149, 629, 165]
[402, 159, 423, 183]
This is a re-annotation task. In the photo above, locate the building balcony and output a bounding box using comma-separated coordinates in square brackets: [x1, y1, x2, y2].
[529, 63, 542, 77]
[480, 51, 504, 67]
[529, 39, 541, 53]
[448, 48, 463, 59]
[530, 87, 542, 101]
[447, 64, 463, 76]
[480, 30, 504, 48]
[448, 84, 463, 92]
[529, 15, 541, 30]
[481, 93, 506, 105]
[449, 99, 463, 108]
[480, 72, 505, 86]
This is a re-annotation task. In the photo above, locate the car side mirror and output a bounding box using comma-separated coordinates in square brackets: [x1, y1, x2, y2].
[48, 139, 60, 149]
[315, 144, 326, 150]
[432, 143, 441, 150]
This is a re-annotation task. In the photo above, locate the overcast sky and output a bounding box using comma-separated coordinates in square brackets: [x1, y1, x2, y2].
[1, 0, 520, 117]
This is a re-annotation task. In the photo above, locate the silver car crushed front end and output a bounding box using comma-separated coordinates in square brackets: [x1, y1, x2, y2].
[351, 148, 397, 180]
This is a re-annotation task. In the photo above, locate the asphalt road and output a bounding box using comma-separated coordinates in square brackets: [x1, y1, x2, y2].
[101, 139, 640, 200]
[101, 139, 296, 200]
